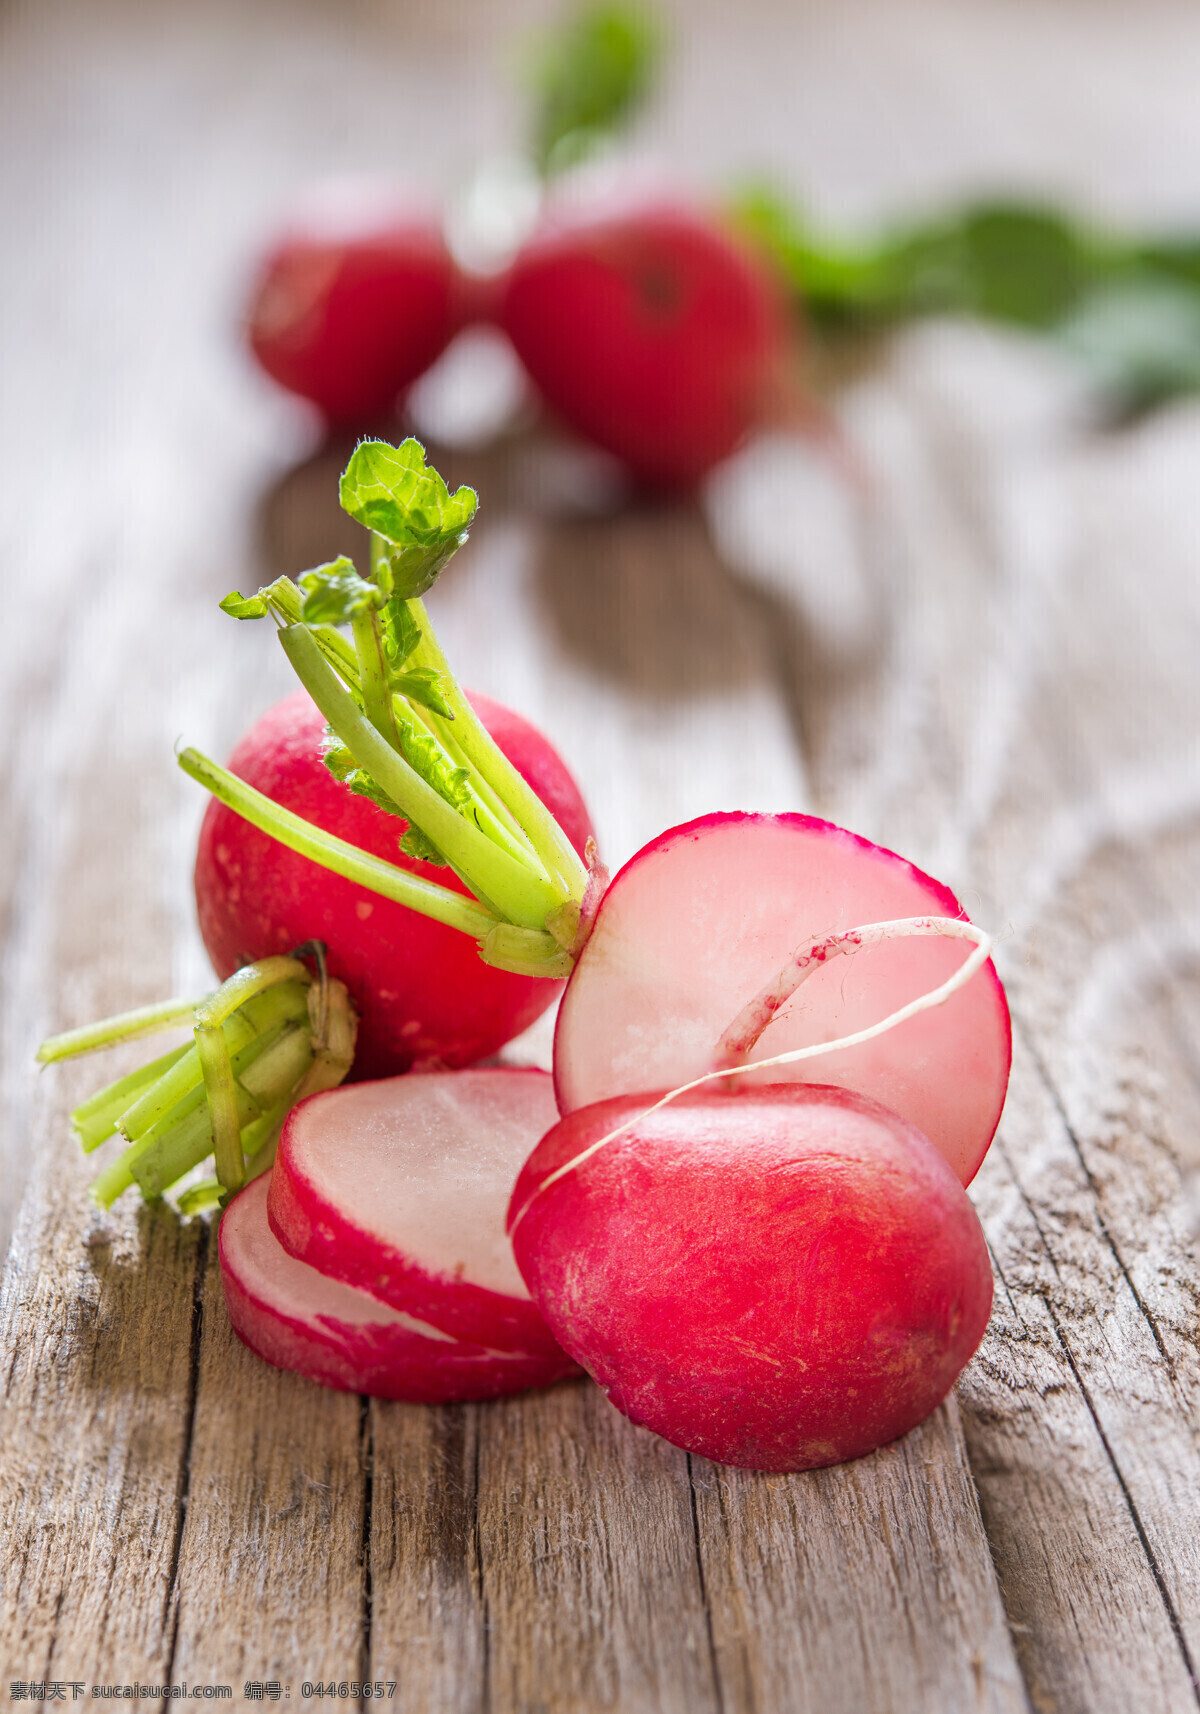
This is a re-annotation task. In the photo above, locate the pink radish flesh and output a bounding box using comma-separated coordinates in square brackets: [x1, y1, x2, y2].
[509, 1083, 994, 1472]
[554, 812, 1010, 1185]
[269, 1068, 565, 1355]
[221, 1176, 580, 1402]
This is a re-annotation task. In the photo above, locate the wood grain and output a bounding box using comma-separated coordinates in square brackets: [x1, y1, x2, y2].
[692, 1400, 1026, 1714]
[6, 1, 1200, 1709]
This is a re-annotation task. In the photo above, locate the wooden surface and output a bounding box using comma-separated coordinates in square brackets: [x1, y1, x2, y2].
[4, 1, 1200, 1708]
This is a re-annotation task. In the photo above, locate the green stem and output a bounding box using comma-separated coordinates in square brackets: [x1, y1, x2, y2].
[353, 603, 400, 746]
[38, 996, 207, 1063]
[195, 1021, 245, 1193]
[192, 957, 309, 1027]
[177, 746, 498, 939]
[279, 625, 565, 931]
[408, 600, 589, 899]
[110, 1021, 316, 1206]
[405, 697, 544, 870]
[116, 981, 308, 1143]
[73, 1045, 191, 1153]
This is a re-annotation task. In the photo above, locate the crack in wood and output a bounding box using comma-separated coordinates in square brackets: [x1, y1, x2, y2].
[1016, 1014, 1181, 1387]
[357, 1397, 374, 1707]
[164, 1218, 208, 1684]
[686, 1453, 728, 1714]
[1044, 1295, 1200, 1707]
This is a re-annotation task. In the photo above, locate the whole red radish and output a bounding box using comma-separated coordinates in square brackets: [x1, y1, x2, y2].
[269, 1068, 566, 1355]
[221, 1174, 579, 1402]
[499, 194, 795, 487]
[509, 1083, 994, 1472]
[554, 812, 1010, 1187]
[246, 184, 466, 425]
[195, 689, 594, 1079]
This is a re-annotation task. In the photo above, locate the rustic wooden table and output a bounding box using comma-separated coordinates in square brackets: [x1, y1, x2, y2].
[5, 2, 1200, 1709]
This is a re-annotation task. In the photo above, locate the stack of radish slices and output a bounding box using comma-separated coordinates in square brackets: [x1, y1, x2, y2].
[219, 811, 1012, 1471]
[220, 1070, 582, 1401]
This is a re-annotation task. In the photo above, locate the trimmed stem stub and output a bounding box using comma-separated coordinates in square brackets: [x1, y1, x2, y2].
[41, 951, 359, 1210]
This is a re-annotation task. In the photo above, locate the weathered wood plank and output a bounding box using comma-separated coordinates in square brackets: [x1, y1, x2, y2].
[963, 1048, 1200, 1714]
[367, 1400, 488, 1713]
[168, 1238, 368, 1692]
[0, 1173, 202, 1684]
[0, 706, 203, 1681]
[472, 1382, 719, 1714]
[692, 1401, 1028, 1714]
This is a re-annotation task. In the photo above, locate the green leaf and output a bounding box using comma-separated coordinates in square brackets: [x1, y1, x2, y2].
[298, 557, 382, 627]
[393, 667, 455, 720]
[392, 702, 472, 814]
[339, 439, 477, 549]
[220, 590, 271, 620]
[891, 201, 1111, 328]
[323, 741, 405, 820]
[528, 4, 662, 175]
[398, 825, 446, 865]
[323, 708, 470, 862]
[386, 601, 423, 667]
[1056, 276, 1200, 410]
[729, 183, 900, 327]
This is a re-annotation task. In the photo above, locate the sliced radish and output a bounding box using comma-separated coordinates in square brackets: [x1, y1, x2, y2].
[508, 1083, 993, 1471]
[268, 1068, 564, 1353]
[554, 813, 1010, 1185]
[221, 1176, 579, 1401]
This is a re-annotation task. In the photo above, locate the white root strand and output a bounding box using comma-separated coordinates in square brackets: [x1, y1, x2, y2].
[507, 915, 992, 1236]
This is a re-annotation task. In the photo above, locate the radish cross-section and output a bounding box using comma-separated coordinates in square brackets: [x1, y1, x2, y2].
[268, 1067, 566, 1355]
[222, 1175, 579, 1401]
[554, 812, 1011, 1185]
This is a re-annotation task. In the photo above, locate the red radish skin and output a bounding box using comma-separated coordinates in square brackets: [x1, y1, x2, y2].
[554, 812, 1011, 1186]
[499, 198, 795, 488]
[509, 1084, 994, 1472]
[246, 192, 466, 425]
[195, 688, 594, 1080]
[221, 1175, 580, 1402]
[269, 1068, 565, 1356]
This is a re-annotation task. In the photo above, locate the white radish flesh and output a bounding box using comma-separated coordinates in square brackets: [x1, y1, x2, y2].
[268, 1068, 566, 1353]
[221, 1175, 579, 1401]
[554, 813, 1010, 1185]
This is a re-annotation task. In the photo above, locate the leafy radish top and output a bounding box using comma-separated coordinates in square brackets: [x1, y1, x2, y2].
[187, 438, 597, 983]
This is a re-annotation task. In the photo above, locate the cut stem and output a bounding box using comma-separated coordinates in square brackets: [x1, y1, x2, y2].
[39, 996, 207, 1063]
[177, 746, 498, 939]
[195, 1020, 246, 1193]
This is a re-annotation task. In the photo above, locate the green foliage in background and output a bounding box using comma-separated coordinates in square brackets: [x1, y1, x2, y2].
[733, 185, 1200, 413]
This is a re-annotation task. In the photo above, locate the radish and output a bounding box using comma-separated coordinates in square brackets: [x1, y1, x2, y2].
[268, 1068, 566, 1356]
[195, 686, 593, 1079]
[246, 183, 467, 426]
[508, 1083, 994, 1472]
[185, 441, 599, 1061]
[553, 813, 1011, 1187]
[221, 1174, 580, 1402]
[498, 192, 797, 487]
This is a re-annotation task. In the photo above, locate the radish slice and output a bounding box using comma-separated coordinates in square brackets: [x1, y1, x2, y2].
[268, 1068, 565, 1353]
[221, 1176, 580, 1401]
[554, 813, 1010, 1185]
